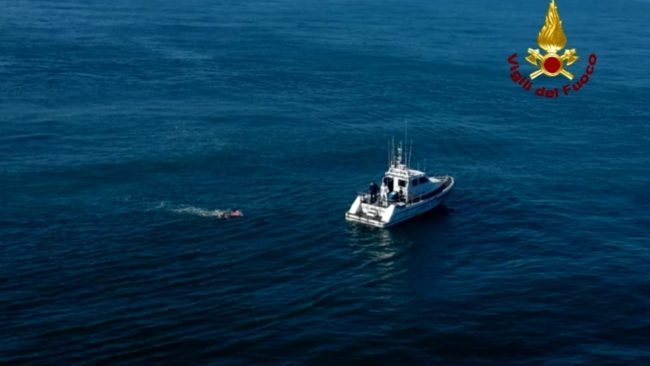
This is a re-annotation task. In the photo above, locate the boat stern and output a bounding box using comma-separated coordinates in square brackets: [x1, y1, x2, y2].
[345, 196, 396, 228]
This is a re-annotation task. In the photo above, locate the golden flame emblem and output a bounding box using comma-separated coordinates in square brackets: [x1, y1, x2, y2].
[526, 0, 578, 79]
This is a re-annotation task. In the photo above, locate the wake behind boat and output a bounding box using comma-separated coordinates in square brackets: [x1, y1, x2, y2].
[345, 141, 454, 228]
[169, 205, 243, 219]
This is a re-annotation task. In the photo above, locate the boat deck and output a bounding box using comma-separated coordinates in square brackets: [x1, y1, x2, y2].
[357, 175, 453, 208]
[344, 211, 389, 228]
[346, 176, 454, 228]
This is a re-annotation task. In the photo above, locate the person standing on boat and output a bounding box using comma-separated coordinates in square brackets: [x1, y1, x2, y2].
[369, 181, 379, 203]
[380, 183, 388, 203]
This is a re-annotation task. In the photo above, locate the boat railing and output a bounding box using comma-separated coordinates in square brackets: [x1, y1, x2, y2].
[358, 191, 391, 207]
[359, 176, 452, 206]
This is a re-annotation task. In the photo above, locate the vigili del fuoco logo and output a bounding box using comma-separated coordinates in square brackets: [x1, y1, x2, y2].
[508, 0, 597, 98]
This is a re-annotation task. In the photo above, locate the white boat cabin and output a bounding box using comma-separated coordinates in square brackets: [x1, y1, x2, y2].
[374, 143, 445, 205]
[380, 166, 440, 204]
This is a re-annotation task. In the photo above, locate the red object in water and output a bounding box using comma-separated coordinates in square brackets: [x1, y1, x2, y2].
[230, 210, 243, 217]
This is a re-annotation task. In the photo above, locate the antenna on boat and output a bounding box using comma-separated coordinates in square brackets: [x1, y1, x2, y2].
[404, 120, 408, 148]
[396, 141, 402, 167]
[387, 139, 389, 168]
[391, 137, 395, 167]
[403, 120, 409, 167]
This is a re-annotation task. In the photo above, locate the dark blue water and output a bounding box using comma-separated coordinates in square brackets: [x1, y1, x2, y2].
[2, 0, 650, 364]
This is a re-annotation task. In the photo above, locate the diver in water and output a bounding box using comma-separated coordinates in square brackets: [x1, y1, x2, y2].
[216, 210, 243, 219]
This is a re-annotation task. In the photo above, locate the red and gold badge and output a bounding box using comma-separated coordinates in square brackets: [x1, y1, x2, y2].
[525, 0, 578, 80]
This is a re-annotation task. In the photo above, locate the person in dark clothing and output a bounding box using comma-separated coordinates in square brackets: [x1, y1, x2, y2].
[369, 181, 379, 203]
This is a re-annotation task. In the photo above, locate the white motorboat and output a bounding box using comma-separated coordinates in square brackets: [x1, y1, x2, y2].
[345, 142, 454, 228]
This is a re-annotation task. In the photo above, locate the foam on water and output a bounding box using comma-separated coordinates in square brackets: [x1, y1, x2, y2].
[172, 206, 237, 218]
[156, 202, 241, 218]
